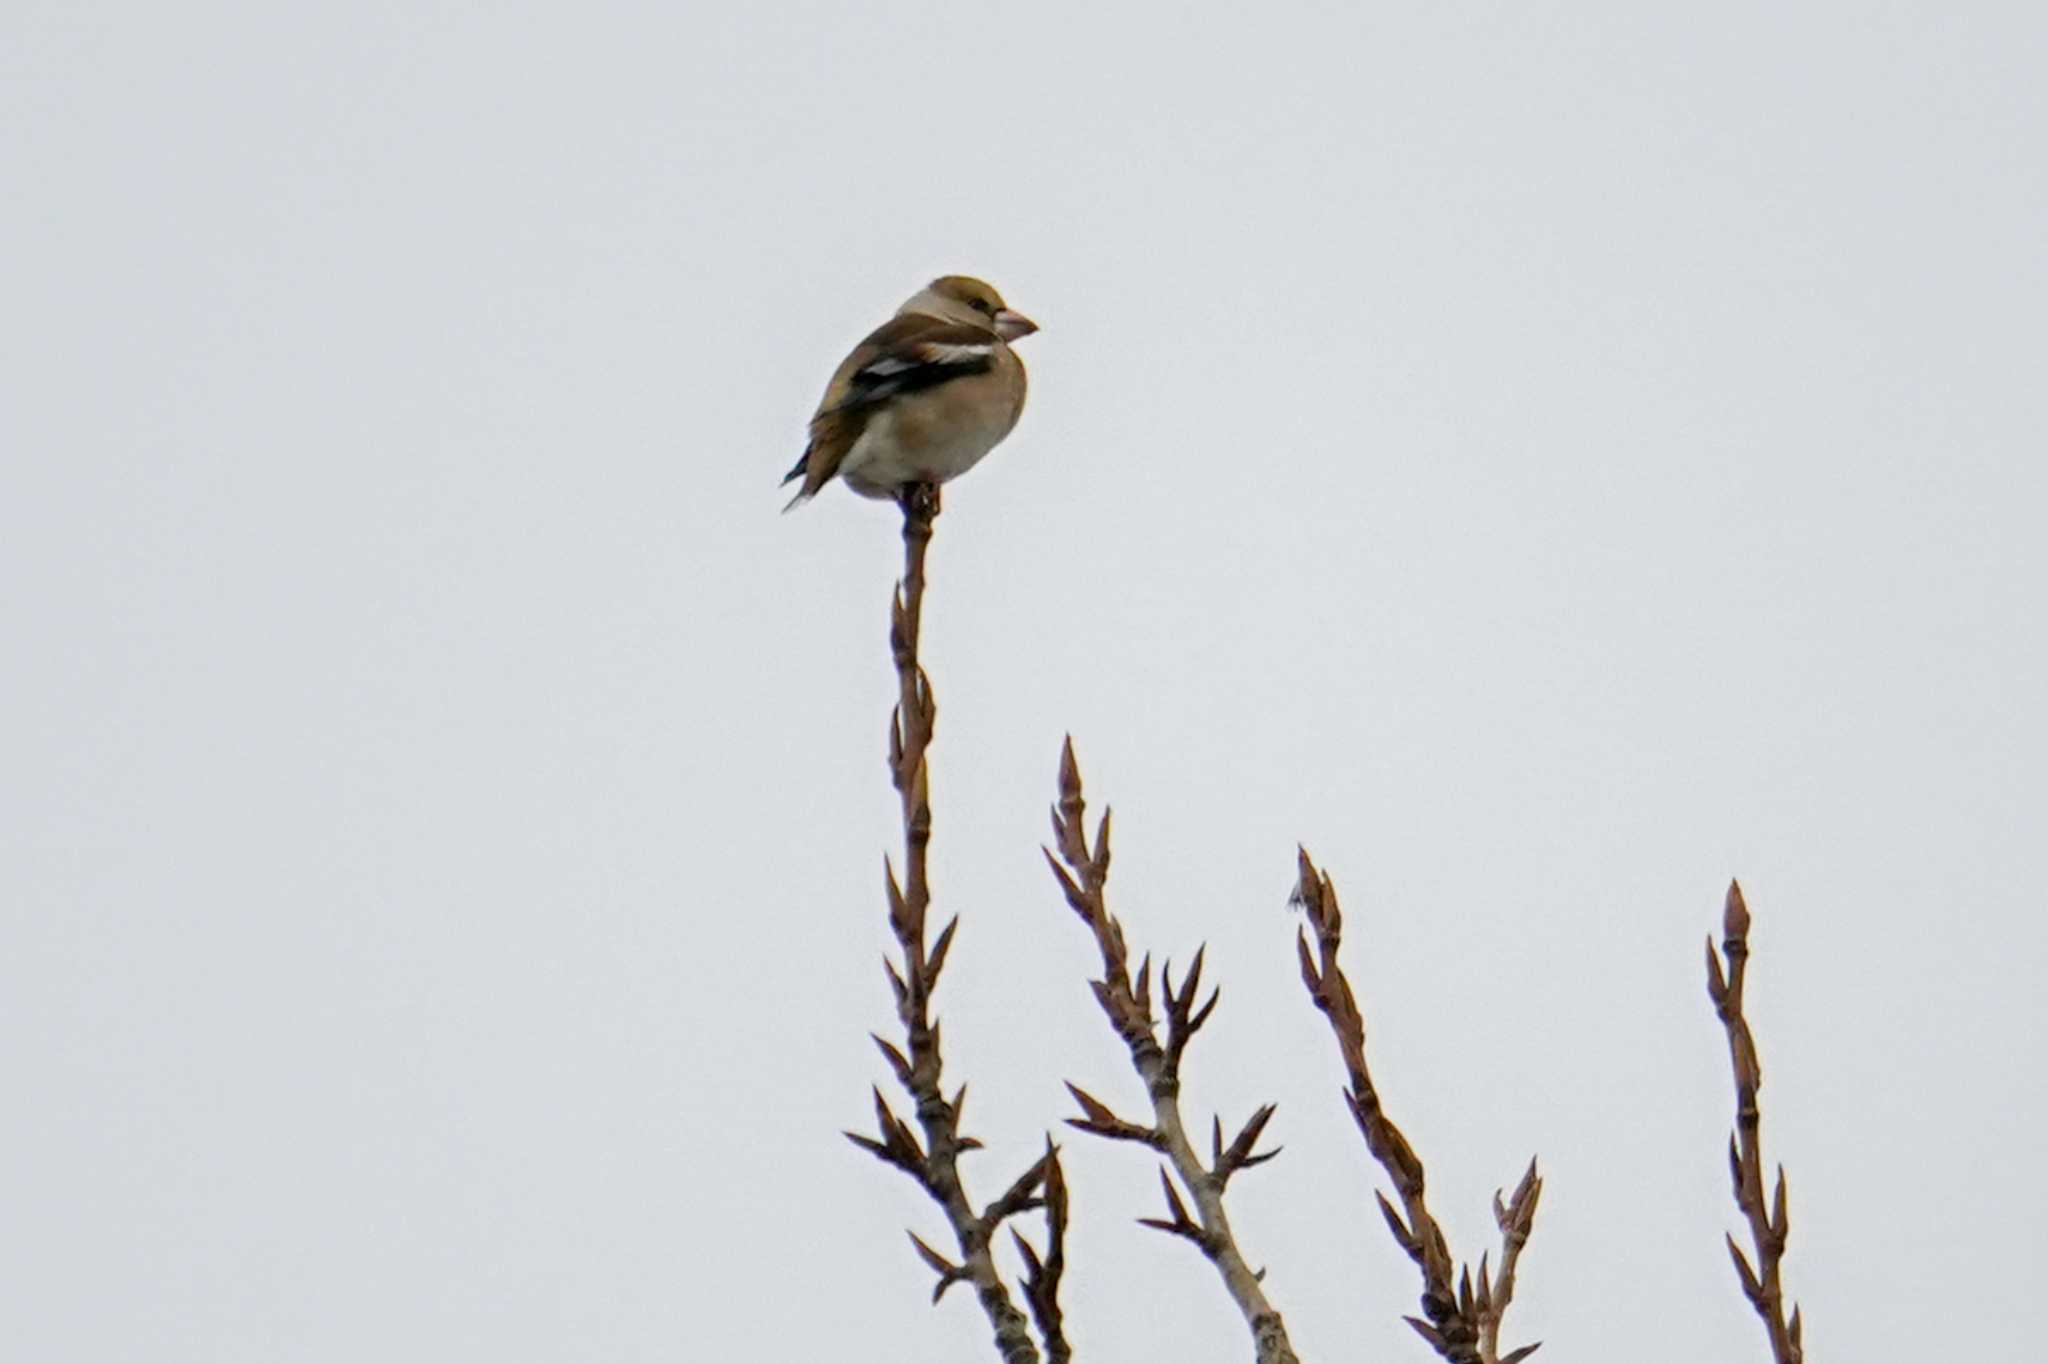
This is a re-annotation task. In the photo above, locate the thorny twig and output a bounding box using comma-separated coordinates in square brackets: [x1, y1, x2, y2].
[1705, 881, 1805, 1364]
[1044, 739, 1301, 1364]
[845, 485, 1062, 1364]
[1292, 849, 1543, 1364]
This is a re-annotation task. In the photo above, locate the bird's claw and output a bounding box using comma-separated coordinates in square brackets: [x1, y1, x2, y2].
[899, 482, 942, 521]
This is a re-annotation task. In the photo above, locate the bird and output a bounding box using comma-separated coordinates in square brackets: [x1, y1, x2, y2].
[782, 275, 1038, 511]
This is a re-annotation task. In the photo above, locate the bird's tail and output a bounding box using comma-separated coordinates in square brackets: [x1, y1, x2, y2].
[779, 449, 813, 513]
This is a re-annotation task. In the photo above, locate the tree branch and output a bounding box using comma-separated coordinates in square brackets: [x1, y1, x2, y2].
[1705, 881, 1805, 1364]
[1011, 1141, 1072, 1364]
[1046, 739, 1300, 1364]
[1292, 848, 1542, 1364]
[847, 484, 1054, 1364]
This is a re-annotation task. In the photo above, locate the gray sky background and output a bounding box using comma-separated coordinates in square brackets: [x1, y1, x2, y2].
[5, 4, 2044, 1361]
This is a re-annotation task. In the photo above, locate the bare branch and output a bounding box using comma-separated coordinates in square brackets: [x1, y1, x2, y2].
[855, 486, 1048, 1364]
[981, 1149, 1053, 1232]
[1044, 740, 1300, 1364]
[1137, 1164, 1216, 1251]
[908, 1231, 972, 1303]
[1214, 1104, 1283, 1187]
[1707, 881, 1805, 1363]
[1011, 1142, 1072, 1364]
[1293, 847, 1542, 1364]
[1064, 1081, 1164, 1148]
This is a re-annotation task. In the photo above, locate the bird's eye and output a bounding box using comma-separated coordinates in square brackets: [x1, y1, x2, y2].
[975, 299, 995, 314]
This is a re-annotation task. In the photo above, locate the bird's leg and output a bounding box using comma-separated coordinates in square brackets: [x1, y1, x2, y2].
[898, 481, 942, 522]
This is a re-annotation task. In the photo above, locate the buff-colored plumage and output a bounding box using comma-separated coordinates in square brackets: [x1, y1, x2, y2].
[783, 276, 1037, 509]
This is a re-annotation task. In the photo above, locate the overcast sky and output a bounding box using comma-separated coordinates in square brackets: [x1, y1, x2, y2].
[5, 3, 2044, 1361]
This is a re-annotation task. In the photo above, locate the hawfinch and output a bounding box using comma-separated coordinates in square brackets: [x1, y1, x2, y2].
[782, 275, 1037, 510]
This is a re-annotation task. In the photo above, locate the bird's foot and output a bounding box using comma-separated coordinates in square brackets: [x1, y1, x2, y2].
[898, 482, 942, 521]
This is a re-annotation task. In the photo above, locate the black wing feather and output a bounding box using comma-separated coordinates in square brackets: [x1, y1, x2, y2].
[829, 317, 998, 411]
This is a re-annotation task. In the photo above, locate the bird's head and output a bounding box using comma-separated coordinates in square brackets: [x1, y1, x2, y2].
[902, 275, 1039, 341]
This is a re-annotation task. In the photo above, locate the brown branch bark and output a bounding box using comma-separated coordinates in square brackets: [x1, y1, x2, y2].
[1291, 849, 1542, 1364]
[1705, 881, 1805, 1364]
[1012, 1141, 1073, 1364]
[1044, 739, 1300, 1364]
[846, 484, 1053, 1364]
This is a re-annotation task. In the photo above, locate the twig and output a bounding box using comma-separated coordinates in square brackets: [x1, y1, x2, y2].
[1044, 739, 1301, 1364]
[1292, 849, 1542, 1364]
[846, 485, 1055, 1364]
[1705, 881, 1805, 1363]
[1012, 1141, 1073, 1364]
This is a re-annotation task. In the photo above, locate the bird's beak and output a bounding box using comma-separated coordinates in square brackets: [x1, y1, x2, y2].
[993, 309, 1039, 341]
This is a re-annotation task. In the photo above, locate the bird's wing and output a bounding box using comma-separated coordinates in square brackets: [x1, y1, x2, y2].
[818, 314, 1003, 415]
[784, 316, 1003, 505]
